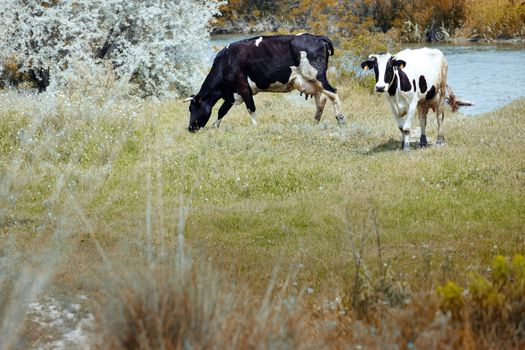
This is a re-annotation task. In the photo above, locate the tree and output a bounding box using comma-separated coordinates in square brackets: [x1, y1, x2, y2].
[0, 0, 223, 96]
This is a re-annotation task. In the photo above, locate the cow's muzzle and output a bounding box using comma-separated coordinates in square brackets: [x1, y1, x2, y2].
[375, 86, 386, 93]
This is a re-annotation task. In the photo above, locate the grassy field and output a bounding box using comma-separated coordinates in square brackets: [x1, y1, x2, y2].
[1, 82, 524, 347]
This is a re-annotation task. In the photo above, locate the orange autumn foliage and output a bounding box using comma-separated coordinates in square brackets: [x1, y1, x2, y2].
[216, 0, 524, 40]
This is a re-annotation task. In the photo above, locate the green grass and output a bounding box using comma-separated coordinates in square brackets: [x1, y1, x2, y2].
[1, 83, 524, 297]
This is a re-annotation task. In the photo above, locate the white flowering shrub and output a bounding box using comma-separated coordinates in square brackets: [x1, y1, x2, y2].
[0, 0, 223, 96]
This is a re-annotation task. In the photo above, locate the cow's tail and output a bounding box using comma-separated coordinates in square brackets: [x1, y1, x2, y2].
[446, 84, 473, 112]
[446, 85, 459, 112]
[320, 36, 334, 56]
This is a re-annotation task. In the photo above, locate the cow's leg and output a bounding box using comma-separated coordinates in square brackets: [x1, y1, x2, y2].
[401, 97, 419, 151]
[436, 105, 445, 146]
[319, 75, 337, 95]
[418, 105, 429, 147]
[321, 89, 346, 126]
[238, 82, 257, 126]
[212, 100, 234, 128]
[388, 103, 405, 149]
[315, 73, 345, 125]
[313, 92, 327, 123]
[395, 117, 407, 150]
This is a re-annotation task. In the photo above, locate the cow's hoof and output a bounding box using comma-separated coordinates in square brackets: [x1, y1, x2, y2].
[212, 120, 221, 128]
[336, 114, 346, 126]
[419, 135, 428, 147]
[436, 136, 445, 147]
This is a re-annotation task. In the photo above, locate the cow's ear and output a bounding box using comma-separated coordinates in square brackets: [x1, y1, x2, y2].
[361, 59, 376, 71]
[393, 60, 406, 69]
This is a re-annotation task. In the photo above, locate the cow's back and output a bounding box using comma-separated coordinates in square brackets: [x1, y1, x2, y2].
[220, 34, 331, 91]
[221, 36, 295, 87]
[396, 48, 446, 91]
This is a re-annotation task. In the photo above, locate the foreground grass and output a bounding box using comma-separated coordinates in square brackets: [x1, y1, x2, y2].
[1, 84, 524, 290]
[0, 83, 524, 347]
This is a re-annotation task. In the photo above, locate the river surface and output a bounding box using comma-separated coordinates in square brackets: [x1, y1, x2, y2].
[208, 35, 525, 115]
[424, 43, 525, 115]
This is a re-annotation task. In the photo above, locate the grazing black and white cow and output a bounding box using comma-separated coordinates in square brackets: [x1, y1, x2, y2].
[361, 48, 460, 150]
[185, 33, 346, 132]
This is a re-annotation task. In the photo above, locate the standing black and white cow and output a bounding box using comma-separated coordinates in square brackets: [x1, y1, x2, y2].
[361, 48, 460, 150]
[185, 33, 346, 132]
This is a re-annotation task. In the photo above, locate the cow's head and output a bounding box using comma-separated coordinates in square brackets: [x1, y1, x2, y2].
[185, 95, 212, 132]
[361, 53, 406, 93]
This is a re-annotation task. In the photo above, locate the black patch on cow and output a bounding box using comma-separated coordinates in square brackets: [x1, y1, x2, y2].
[388, 75, 398, 96]
[426, 85, 436, 100]
[419, 75, 428, 93]
[384, 59, 394, 85]
[392, 59, 406, 69]
[419, 134, 428, 147]
[360, 57, 379, 82]
[360, 58, 376, 70]
[398, 70, 411, 92]
[413, 79, 416, 92]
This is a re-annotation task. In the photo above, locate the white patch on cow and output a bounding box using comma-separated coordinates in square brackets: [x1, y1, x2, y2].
[226, 44, 230, 49]
[265, 81, 291, 92]
[370, 53, 393, 92]
[298, 51, 318, 80]
[250, 110, 257, 126]
[255, 37, 263, 47]
[247, 76, 259, 94]
[295, 32, 305, 36]
[403, 95, 420, 132]
[233, 93, 243, 105]
[403, 134, 411, 150]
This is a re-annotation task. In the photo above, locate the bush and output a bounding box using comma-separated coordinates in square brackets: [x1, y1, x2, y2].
[464, 0, 525, 39]
[100, 256, 315, 349]
[469, 255, 525, 339]
[332, 31, 399, 84]
[437, 281, 464, 321]
[438, 255, 525, 348]
[0, 0, 223, 96]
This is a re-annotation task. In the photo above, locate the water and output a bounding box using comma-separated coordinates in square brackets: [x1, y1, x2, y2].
[417, 43, 525, 115]
[209, 35, 525, 115]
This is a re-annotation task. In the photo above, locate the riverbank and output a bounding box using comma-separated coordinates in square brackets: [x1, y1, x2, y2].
[451, 36, 525, 44]
[214, 0, 525, 44]
[212, 26, 525, 44]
